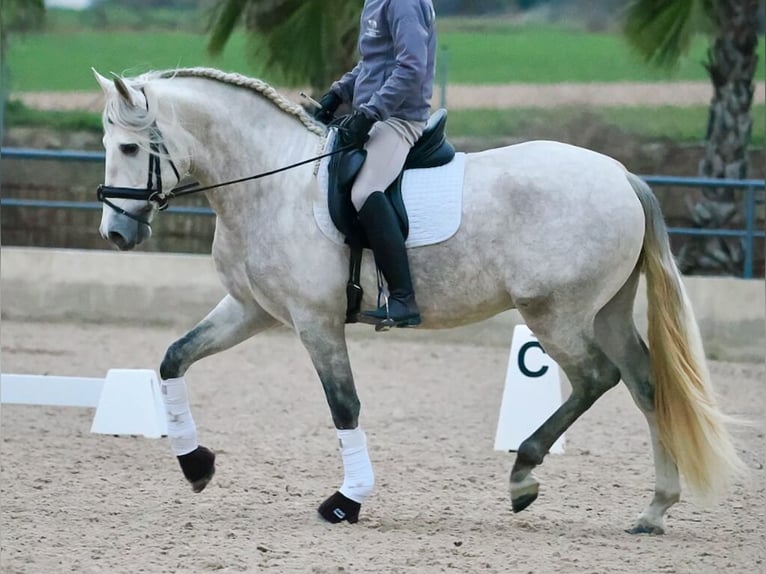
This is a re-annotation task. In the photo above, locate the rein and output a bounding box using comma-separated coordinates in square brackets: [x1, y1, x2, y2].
[97, 141, 352, 226]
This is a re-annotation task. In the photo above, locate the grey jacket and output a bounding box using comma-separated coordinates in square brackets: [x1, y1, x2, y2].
[331, 0, 436, 122]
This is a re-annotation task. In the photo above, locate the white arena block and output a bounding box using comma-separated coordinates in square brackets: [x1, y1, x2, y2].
[0, 374, 104, 407]
[90, 369, 168, 438]
[494, 325, 566, 454]
[1, 369, 167, 439]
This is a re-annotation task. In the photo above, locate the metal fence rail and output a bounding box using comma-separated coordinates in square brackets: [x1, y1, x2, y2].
[640, 175, 765, 278]
[2, 147, 764, 277]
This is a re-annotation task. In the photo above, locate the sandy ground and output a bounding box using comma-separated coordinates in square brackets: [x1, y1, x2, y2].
[1, 320, 764, 574]
[14, 81, 766, 112]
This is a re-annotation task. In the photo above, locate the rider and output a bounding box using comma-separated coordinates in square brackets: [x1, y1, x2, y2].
[314, 0, 437, 328]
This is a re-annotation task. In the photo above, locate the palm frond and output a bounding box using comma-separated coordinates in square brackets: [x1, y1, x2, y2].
[624, 0, 715, 69]
[2, 0, 46, 33]
[251, 0, 359, 88]
[206, 0, 359, 90]
[239, 0, 358, 90]
[206, 0, 248, 56]
[245, 0, 299, 30]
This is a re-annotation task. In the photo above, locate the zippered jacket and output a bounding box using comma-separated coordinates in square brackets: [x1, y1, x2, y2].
[331, 0, 436, 122]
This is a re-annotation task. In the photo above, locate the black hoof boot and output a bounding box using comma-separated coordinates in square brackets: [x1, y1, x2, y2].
[511, 492, 538, 513]
[317, 491, 361, 524]
[177, 445, 216, 493]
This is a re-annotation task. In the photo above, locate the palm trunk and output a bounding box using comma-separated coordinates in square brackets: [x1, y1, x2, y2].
[676, 0, 759, 275]
[1, 11, 9, 143]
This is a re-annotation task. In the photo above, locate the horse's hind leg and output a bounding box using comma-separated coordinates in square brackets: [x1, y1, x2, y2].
[294, 318, 372, 524]
[594, 268, 680, 534]
[508, 315, 621, 513]
[159, 294, 279, 492]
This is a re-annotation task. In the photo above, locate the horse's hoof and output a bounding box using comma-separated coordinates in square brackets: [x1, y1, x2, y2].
[177, 445, 216, 493]
[510, 474, 539, 513]
[626, 519, 665, 535]
[511, 492, 538, 513]
[317, 491, 361, 524]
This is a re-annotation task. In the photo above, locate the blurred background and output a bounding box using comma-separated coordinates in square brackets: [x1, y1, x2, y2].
[1, 0, 764, 276]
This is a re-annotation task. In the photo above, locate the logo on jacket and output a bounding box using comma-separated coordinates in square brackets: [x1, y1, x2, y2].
[365, 18, 381, 37]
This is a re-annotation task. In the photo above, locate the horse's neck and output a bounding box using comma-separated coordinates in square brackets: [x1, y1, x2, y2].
[153, 78, 320, 217]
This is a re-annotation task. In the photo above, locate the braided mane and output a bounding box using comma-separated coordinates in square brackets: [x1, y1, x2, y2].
[126, 67, 327, 137]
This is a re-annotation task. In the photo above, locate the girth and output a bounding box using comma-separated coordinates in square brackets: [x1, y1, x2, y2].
[326, 109, 455, 323]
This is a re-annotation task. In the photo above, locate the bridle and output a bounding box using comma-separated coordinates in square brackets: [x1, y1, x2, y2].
[96, 130, 182, 225]
[96, 112, 352, 226]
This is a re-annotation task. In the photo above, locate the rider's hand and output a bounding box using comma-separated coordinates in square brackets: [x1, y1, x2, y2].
[339, 112, 376, 149]
[313, 91, 342, 125]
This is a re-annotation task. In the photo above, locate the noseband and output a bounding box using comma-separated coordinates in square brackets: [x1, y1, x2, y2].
[96, 132, 182, 226]
[97, 122, 354, 226]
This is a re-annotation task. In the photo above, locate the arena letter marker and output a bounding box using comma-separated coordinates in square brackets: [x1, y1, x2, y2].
[494, 324, 566, 454]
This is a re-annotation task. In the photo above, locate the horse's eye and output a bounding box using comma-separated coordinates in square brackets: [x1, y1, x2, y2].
[119, 143, 139, 156]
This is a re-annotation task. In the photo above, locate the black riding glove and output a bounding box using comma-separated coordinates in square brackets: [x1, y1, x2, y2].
[339, 112, 376, 149]
[313, 91, 342, 125]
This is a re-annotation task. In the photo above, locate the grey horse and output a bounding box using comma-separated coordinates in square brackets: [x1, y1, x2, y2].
[93, 67, 743, 534]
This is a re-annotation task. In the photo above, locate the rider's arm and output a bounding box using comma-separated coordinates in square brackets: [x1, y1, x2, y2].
[331, 61, 363, 104]
[359, 0, 434, 121]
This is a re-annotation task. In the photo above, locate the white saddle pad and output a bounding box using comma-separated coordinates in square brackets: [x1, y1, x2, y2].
[313, 130, 465, 248]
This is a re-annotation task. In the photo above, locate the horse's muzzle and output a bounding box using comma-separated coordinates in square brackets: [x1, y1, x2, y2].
[102, 213, 152, 251]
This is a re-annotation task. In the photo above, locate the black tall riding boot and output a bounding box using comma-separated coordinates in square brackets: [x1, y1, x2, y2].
[357, 191, 421, 329]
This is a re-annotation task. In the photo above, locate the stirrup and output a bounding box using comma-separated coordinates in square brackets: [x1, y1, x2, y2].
[376, 315, 422, 332]
[358, 312, 422, 331]
[358, 267, 421, 331]
[358, 295, 421, 332]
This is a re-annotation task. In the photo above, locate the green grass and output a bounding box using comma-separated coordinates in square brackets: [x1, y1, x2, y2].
[5, 12, 763, 148]
[447, 104, 765, 147]
[5, 32, 277, 92]
[4, 99, 103, 132]
[8, 20, 763, 92]
[7, 100, 763, 148]
[44, 5, 210, 32]
[436, 24, 720, 84]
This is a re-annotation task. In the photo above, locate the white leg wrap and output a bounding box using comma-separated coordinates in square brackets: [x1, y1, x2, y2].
[161, 377, 198, 456]
[337, 428, 375, 503]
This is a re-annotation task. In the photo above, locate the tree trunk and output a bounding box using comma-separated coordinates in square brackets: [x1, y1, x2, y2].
[676, 0, 759, 276]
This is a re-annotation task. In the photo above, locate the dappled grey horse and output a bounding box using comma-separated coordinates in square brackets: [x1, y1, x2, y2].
[94, 67, 743, 533]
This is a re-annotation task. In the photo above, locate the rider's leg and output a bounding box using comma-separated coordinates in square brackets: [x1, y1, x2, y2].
[350, 118, 423, 212]
[351, 119, 425, 328]
[357, 192, 421, 326]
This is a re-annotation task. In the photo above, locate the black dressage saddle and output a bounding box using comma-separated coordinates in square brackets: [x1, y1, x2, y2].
[325, 108, 455, 322]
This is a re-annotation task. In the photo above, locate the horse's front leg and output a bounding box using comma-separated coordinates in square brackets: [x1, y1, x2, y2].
[296, 320, 373, 524]
[159, 294, 278, 492]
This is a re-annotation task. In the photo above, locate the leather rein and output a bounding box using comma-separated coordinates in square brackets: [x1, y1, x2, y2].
[96, 108, 351, 226]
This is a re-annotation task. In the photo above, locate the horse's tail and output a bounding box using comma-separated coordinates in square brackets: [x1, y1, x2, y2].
[626, 171, 745, 500]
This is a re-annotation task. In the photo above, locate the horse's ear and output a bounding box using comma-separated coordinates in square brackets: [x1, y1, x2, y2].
[109, 73, 143, 108]
[113, 76, 135, 106]
[92, 68, 114, 94]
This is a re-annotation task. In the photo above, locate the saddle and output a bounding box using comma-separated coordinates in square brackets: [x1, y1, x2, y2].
[326, 108, 456, 323]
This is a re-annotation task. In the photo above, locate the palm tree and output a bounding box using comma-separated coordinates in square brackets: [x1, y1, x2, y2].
[1, 0, 45, 132]
[625, 0, 760, 276]
[206, 0, 360, 94]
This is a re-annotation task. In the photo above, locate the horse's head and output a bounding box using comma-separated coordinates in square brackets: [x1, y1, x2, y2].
[94, 70, 185, 250]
